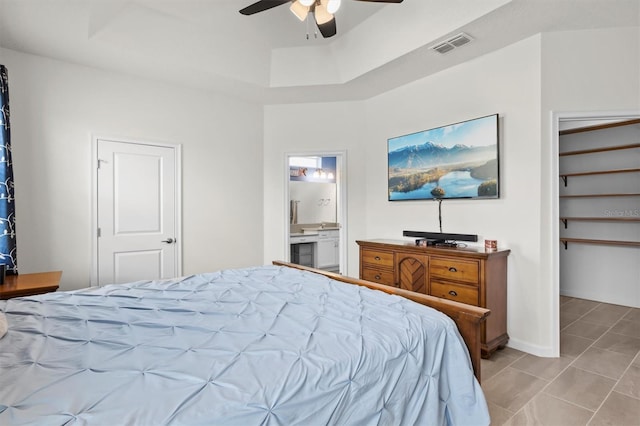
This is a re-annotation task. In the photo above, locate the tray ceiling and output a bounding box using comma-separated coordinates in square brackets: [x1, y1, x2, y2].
[0, 0, 638, 103]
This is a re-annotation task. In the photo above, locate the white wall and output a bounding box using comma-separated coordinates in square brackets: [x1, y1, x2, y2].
[365, 36, 545, 354]
[263, 27, 640, 357]
[1, 48, 265, 291]
[263, 102, 367, 273]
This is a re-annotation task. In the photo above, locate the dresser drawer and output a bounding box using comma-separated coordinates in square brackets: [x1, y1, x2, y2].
[361, 249, 394, 269]
[362, 267, 396, 287]
[429, 257, 479, 285]
[430, 280, 479, 306]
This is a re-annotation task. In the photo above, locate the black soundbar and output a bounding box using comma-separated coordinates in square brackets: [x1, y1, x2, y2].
[403, 230, 478, 242]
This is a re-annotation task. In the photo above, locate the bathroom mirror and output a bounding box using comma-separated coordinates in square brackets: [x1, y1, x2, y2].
[288, 156, 337, 225]
[289, 182, 337, 224]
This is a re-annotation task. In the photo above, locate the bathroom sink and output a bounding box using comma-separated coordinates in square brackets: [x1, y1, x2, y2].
[303, 225, 339, 232]
[292, 224, 340, 235]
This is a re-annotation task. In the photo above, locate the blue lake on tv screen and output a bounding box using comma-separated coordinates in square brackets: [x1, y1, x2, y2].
[390, 171, 485, 200]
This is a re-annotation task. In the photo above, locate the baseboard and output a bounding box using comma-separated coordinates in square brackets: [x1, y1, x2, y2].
[506, 337, 558, 358]
[560, 289, 639, 309]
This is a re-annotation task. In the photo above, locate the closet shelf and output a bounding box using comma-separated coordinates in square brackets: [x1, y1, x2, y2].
[560, 217, 640, 228]
[559, 193, 640, 198]
[560, 168, 640, 177]
[559, 118, 639, 252]
[559, 118, 640, 135]
[560, 168, 640, 186]
[560, 238, 640, 249]
[559, 143, 640, 156]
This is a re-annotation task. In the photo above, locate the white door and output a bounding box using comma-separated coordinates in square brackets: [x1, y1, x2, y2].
[96, 139, 180, 285]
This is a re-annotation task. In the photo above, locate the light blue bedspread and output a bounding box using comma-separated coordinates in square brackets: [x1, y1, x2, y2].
[0, 265, 489, 425]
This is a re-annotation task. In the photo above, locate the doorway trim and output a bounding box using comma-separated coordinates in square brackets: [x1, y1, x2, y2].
[90, 135, 183, 287]
[550, 109, 640, 356]
[284, 150, 348, 274]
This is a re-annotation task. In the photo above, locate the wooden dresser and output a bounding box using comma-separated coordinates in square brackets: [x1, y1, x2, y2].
[357, 239, 509, 358]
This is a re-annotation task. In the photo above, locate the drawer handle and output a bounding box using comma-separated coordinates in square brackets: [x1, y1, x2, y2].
[375, 256, 381, 261]
[448, 290, 458, 297]
[375, 275, 381, 280]
[448, 267, 458, 273]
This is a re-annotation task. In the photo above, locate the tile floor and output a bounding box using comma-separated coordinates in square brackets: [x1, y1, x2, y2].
[481, 296, 640, 426]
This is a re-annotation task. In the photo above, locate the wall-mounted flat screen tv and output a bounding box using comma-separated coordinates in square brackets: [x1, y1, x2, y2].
[388, 114, 499, 201]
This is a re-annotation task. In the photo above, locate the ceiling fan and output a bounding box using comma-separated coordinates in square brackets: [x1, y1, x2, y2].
[239, 0, 404, 38]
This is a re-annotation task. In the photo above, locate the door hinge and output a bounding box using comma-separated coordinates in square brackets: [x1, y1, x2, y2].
[97, 228, 101, 238]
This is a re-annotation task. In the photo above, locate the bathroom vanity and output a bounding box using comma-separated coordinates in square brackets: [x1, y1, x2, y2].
[290, 225, 340, 273]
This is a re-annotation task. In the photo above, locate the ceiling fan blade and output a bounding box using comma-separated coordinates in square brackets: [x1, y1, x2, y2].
[316, 16, 337, 38]
[353, 0, 403, 3]
[240, 0, 291, 15]
[313, 1, 336, 37]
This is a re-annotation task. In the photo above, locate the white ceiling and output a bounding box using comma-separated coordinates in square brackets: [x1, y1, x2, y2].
[1, 0, 638, 104]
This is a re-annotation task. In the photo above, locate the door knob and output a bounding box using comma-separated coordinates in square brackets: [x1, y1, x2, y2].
[161, 238, 175, 244]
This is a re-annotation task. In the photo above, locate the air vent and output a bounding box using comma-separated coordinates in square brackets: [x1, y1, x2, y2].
[449, 33, 472, 47]
[432, 42, 455, 54]
[430, 32, 474, 54]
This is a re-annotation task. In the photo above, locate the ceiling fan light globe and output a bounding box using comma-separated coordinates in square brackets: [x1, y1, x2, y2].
[299, 0, 315, 6]
[326, 0, 341, 14]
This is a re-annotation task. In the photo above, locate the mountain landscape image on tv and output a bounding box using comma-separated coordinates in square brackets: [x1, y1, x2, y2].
[388, 114, 499, 201]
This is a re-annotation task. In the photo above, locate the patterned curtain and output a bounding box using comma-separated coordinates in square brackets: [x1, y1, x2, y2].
[0, 65, 17, 275]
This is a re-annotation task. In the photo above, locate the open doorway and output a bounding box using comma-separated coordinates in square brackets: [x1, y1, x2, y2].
[551, 110, 640, 356]
[285, 151, 347, 275]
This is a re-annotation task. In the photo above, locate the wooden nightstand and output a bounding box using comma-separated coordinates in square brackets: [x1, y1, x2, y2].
[0, 271, 62, 299]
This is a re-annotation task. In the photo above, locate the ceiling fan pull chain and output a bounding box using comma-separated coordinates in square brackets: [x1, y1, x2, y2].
[304, 12, 316, 40]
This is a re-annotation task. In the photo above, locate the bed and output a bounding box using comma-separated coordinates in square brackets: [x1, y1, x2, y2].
[0, 262, 490, 425]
